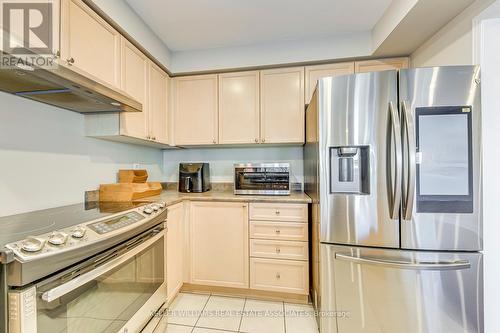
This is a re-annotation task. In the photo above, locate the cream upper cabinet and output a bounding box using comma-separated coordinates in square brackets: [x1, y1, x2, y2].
[174, 75, 218, 145]
[60, 0, 121, 88]
[218, 71, 260, 144]
[305, 62, 355, 102]
[119, 38, 149, 140]
[260, 67, 305, 144]
[166, 202, 184, 303]
[149, 62, 169, 144]
[190, 201, 249, 288]
[354, 57, 409, 73]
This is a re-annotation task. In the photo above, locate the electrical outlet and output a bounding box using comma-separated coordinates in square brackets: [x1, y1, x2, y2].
[133, 163, 141, 170]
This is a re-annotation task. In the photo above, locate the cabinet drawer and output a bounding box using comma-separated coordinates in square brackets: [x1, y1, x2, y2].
[250, 258, 308, 295]
[250, 221, 308, 241]
[249, 203, 308, 222]
[250, 239, 308, 261]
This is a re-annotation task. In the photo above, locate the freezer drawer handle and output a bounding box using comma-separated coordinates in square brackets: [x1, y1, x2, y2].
[335, 253, 470, 271]
[41, 230, 164, 303]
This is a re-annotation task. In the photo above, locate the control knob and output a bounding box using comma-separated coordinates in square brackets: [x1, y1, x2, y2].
[71, 226, 87, 239]
[158, 202, 166, 209]
[150, 204, 160, 211]
[143, 206, 153, 214]
[21, 237, 45, 252]
[48, 232, 68, 246]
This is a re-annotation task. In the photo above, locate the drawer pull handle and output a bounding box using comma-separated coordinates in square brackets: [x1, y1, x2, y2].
[275, 229, 281, 234]
[276, 273, 281, 279]
[276, 248, 281, 254]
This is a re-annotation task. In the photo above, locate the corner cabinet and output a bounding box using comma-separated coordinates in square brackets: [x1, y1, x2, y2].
[189, 201, 249, 288]
[174, 75, 219, 145]
[260, 67, 305, 144]
[166, 202, 184, 303]
[60, 0, 121, 88]
[218, 71, 260, 144]
[354, 57, 409, 73]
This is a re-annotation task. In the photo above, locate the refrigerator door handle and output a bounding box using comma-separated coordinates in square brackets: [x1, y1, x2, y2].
[335, 253, 471, 271]
[388, 101, 403, 219]
[402, 100, 416, 220]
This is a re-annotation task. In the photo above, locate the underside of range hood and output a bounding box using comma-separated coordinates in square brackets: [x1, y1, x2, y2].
[0, 52, 142, 113]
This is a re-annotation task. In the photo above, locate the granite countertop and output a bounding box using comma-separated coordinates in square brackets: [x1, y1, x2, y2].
[136, 189, 312, 207]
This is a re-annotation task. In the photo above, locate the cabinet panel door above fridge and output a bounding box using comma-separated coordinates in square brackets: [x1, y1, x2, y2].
[399, 66, 482, 251]
[318, 71, 400, 248]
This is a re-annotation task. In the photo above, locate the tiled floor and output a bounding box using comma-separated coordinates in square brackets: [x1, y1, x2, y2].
[153, 292, 319, 333]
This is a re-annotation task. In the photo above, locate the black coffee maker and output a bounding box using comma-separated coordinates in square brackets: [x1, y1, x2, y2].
[178, 163, 211, 193]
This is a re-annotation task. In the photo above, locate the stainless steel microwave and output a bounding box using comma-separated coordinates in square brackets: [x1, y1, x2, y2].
[234, 163, 290, 195]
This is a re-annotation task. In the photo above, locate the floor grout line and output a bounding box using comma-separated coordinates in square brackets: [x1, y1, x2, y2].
[237, 297, 247, 333]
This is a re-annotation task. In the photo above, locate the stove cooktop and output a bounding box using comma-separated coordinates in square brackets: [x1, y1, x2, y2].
[0, 201, 151, 248]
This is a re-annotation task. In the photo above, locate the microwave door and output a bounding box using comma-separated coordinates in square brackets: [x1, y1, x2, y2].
[399, 66, 482, 251]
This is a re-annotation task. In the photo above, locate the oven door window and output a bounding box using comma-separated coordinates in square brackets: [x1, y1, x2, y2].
[36, 236, 164, 333]
[415, 106, 473, 213]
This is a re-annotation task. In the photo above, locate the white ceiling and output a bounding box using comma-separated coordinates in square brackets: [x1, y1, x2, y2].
[125, 0, 392, 51]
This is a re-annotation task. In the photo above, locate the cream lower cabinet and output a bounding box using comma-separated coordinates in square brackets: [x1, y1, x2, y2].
[249, 203, 309, 295]
[60, 0, 121, 88]
[166, 202, 184, 303]
[189, 201, 249, 288]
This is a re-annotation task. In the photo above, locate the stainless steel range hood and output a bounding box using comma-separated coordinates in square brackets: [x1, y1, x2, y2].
[0, 52, 142, 113]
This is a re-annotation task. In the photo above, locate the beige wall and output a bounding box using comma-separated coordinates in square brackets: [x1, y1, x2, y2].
[410, 0, 494, 67]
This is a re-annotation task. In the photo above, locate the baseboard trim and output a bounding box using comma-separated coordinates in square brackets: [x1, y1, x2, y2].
[181, 283, 310, 304]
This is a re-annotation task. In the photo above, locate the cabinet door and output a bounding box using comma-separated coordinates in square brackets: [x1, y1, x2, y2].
[260, 67, 305, 144]
[119, 38, 149, 139]
[354, 57, 409, 73]
[149, 62, 169, 144]
[174, 75, 218, 145]
[60, 0, 120, 88]
[166, 203, 184, 303]
[218, 71, 260, 144]
[305, 62, 354, 102]
[190, 202, 249, 288]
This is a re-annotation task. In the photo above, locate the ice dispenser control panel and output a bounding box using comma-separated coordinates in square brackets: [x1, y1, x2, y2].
[330, 146, 370, 194]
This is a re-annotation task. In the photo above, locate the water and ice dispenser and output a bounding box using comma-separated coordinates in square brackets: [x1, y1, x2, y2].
[330, 146, 370, 194]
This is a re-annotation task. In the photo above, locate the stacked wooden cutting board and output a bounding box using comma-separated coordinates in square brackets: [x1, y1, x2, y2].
[99, 170, 162, 201]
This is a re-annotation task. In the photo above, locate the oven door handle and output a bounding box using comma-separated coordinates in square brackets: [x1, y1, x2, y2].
[41, 230, 164, 303]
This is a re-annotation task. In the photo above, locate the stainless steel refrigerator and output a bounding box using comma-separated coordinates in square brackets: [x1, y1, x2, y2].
[304, 66, 483, 333]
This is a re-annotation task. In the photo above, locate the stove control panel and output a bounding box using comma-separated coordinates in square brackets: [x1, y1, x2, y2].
[5, 202, 167, 259]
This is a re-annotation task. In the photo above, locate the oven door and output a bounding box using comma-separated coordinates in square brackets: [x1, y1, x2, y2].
[8, 226, 166, 333]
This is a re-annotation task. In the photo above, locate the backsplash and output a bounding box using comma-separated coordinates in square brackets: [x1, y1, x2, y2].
[163, 146, 304, 184]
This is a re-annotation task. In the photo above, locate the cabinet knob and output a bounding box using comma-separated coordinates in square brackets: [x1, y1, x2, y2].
[262, 138, 266, 143]
[275, 210, 280, 215]
[254, 138, 259, 143]
[212, 139, 216, 144]
[67, 57, 75, 64]
[152, 136, 156, 141]
[276, 247, 281, 254]
[276, 273, 281, 279]
[275, 229, 281, 234]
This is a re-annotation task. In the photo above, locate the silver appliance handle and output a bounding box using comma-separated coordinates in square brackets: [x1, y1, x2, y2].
[402, 100, 416, 220]
[335, 253, 470, 271]
[185, 176, 191, 192]
[41, 230, 164, 303]
[388, 101, 403, 219]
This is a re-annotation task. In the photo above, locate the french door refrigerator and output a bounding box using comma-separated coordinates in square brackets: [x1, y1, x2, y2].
[304, 66, 482, 333]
